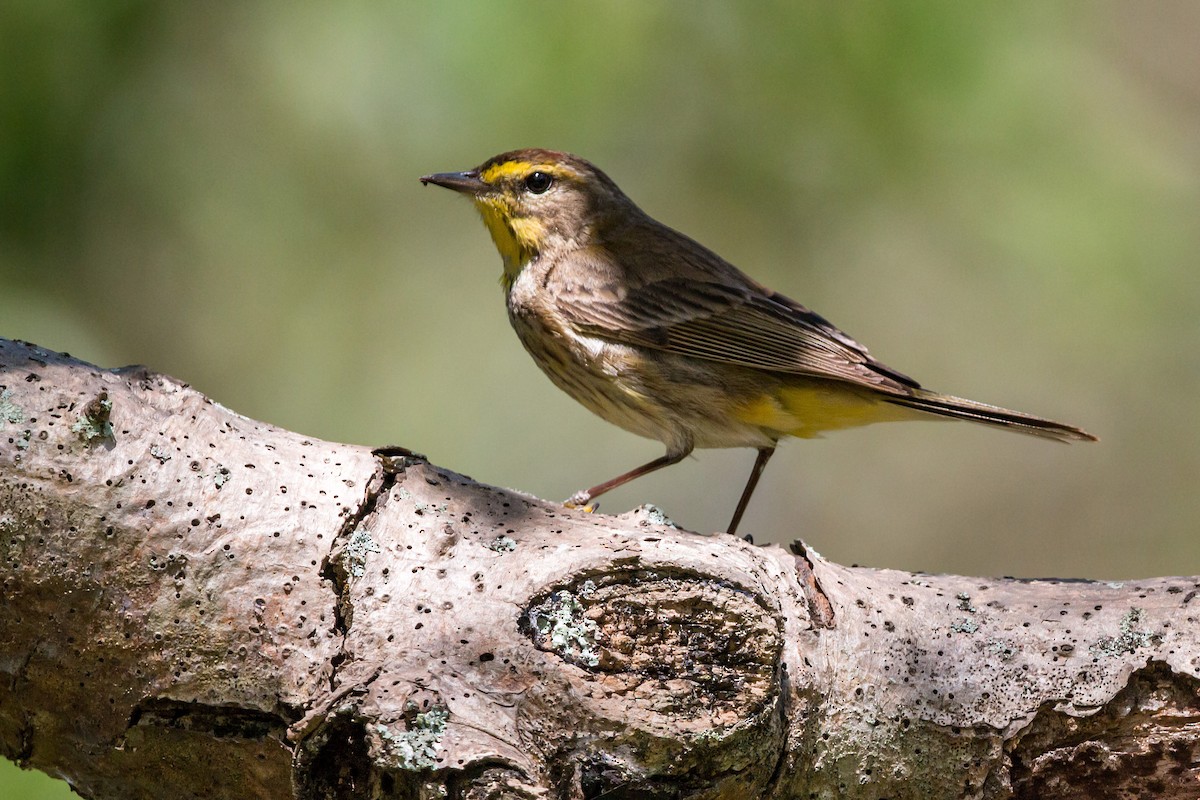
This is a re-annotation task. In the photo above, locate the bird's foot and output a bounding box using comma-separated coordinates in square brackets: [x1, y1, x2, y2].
[563, 491, 598, 514]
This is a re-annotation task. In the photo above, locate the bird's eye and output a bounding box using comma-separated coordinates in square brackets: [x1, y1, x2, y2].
[524, 171, 553, 194]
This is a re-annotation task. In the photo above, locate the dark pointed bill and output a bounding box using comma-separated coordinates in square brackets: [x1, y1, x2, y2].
[419, 170, 486, 195]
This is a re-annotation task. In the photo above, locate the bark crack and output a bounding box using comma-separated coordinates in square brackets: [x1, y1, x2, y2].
[790, 540, 835, 629]
[291, 447, 426, 745]
[128, 698, 291, 738]
[321, 447, 425, 638]
[16, 712, 34, 765]
[762, 661, 793, 796]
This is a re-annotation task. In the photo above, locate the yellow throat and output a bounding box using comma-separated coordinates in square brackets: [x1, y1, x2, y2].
[473, 201, 536, 286]
[472, 159, 553, 286]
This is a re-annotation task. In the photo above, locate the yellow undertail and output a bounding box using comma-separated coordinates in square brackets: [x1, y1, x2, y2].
[736, 384, 1096, 442]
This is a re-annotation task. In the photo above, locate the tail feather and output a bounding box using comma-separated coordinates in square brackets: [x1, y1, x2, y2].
[885, 389, 1097, 443]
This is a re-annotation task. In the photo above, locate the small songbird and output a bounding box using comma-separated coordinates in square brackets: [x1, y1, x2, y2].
[421, 149, 1095, 535]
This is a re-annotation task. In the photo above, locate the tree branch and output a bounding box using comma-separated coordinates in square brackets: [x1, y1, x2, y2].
[1, 337, 1196, 799]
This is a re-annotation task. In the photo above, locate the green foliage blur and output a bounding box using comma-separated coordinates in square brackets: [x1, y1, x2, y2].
[2, 2, 1198, 794]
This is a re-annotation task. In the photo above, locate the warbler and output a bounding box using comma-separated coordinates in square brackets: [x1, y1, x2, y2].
[421, 149, 1096, 535]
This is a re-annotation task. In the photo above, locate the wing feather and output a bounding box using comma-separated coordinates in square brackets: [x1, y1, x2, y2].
[548, 231, 919, 393]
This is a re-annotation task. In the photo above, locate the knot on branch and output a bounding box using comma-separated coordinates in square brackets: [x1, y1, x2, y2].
[522, 571, 781, 730]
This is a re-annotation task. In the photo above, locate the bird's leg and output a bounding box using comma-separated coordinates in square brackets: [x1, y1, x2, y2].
[565, 449, 691, 511]
[726, 446, 776, 536]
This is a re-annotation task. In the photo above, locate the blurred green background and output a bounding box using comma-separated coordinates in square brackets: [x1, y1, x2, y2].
[2, 1, 1198, 795]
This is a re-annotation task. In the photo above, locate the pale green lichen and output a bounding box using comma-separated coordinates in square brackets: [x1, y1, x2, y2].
[692, 727, 730, 744]
[150, 445, 171, 463]
[396, 487, 445, 515]
[212, 464, 231, 489]
[71, 395, 113, 443]
[638, 504, 677, 528]
[1090, 607, 1160, 657]
[987, 638, 1016, 660]
[955, 592, 976, 613]
[375, 707, 448, 771]
[342, 528, 380, 578]
[950, 618, 978, 634]
[0, 390, 25, 425]
[488, 535, 516, 553]
[527, 590, 601, 667]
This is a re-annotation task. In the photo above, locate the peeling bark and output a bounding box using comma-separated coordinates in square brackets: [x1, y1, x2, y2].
[1, 337, 1198, 799]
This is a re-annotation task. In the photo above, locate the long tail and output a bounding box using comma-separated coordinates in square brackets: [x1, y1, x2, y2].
[885, 389, 1097, 443]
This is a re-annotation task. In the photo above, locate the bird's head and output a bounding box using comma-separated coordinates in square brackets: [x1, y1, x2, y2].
[422, 149, 630, 284]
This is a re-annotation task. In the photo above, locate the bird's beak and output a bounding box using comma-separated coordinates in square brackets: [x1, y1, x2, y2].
[419, 170, 487, 196]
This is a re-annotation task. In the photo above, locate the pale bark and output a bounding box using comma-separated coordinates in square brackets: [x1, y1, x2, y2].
[1, 337, 1197, 799]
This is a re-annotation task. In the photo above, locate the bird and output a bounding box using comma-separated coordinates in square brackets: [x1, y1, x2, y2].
[421, 149, 1096, 535]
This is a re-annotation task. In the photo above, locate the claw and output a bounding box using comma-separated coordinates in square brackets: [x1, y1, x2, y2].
[564, 490, 590, 506]
[563, 497, 599, 514]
